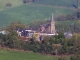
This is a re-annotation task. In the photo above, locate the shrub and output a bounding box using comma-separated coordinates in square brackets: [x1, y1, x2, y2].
[6, 3, 12, 7]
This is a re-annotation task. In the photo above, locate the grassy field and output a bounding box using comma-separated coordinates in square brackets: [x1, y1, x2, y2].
[0, 3, 76, 27]
[0, 0, 78, 10]
[34, 0, 78, 7]
[0, 0, 78, 28]
[0, 49, 57, 60]
[0, 0, 23, 11]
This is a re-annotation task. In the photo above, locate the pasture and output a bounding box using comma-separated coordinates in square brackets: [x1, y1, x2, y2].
[0, 0, 23, 11]
[34, 0, 78, 7]
[0, 49, 57, 60]
[0, 4, 76, 27]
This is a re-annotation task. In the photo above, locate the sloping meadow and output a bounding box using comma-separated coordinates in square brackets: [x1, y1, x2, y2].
[0, 3, 75, 27]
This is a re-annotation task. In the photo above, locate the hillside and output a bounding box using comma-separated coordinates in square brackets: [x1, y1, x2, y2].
[0, 0, 79, 11]
[0, 0, 78, 11]
[34, 0, 78, 7]
[0, 0, 78, 27]
[0, 3, 76, 27]
[0, 0, 23, 11]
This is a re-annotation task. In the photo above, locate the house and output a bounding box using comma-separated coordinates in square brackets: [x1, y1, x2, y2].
[64, 32, 73, 38]
[0, 30, 8, 35]
[16, 29, 35, 38]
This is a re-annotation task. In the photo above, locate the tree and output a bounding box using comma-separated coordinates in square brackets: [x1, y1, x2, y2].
[7, 21, 26, 31]
[23, 0, 35, 4]
[0, 30, 19, 48]
[62, 43, 69, 54]
[23, 0, 28, 3]
[70, 33, 80, 60]
[53, 32, 65, 44]
[40, 36, 53, 54]
[6, 3, 12, 7]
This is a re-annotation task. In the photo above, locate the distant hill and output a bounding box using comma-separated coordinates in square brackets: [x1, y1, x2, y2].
[0, 0, 79, 11]
[0, 0, 79, 28]
[0, 4, 76, 27]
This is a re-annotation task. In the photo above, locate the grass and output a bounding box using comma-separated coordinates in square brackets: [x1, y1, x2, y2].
[0, 49, 57, 60]
[0, 0, 78, 11]
[0, 4, 76, 27]
[0, 0, 78, 28]
[34, 0, 78, 7]
[0, 0, 23, 11]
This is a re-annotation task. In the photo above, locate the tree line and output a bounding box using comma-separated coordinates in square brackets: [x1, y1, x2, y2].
[0, 29, 80, 60]
[28, 19, 80, 33]
[23, 0, 39, 4]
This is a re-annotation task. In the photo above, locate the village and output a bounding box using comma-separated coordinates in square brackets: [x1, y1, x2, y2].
[0, 0, 80, 60]
[0, 13, 72, 41]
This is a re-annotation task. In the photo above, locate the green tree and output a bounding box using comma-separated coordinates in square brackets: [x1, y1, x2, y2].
[1, 31, 19, 48]
[7, 21, 26, 31]
[70, 33, 80, 60]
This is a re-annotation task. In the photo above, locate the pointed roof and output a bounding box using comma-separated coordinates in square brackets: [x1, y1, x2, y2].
[51, 13, 54, 21]
[50, 13, 54, 21]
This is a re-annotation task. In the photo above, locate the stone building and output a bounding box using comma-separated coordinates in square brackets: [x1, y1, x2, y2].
[40, 13, 56, 34]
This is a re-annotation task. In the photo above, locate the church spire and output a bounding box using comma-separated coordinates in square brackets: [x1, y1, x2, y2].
[50, 13, 55, 34]
[51, 13, 54, 21]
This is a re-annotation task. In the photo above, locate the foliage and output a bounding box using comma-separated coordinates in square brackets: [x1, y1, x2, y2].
[23, 0, 28, 3]
[0, 24, 80, 60]
[58, 56, 67, 60]
[23, 0, 35, 4]
[7, 21, 26, 31]
[6, 3, 12, 7]
[0, 30, 19, 48]
[28, 18, 80, 33]
[70, 33, 80, 60]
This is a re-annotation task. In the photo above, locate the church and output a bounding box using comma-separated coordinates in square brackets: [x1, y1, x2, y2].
[16, 13, 57, 40]
[40, 13, 56, 34]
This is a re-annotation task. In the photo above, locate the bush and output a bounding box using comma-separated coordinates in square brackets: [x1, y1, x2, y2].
[58, 57, 67, 60]
[6, 3, 12, 7]
[70, 55, 80, 60]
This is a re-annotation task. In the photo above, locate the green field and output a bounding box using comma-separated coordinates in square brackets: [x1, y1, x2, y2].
[0, 49, 57, 60]
[0, 0, 78, 11]
[34, 0, 78, 7]
[0, 3, 76, 27]
[0, 0, 23, 11]
[0, 0, 78, 28]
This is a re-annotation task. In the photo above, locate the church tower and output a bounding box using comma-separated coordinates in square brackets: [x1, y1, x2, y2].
[50, 13, 56, 34]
